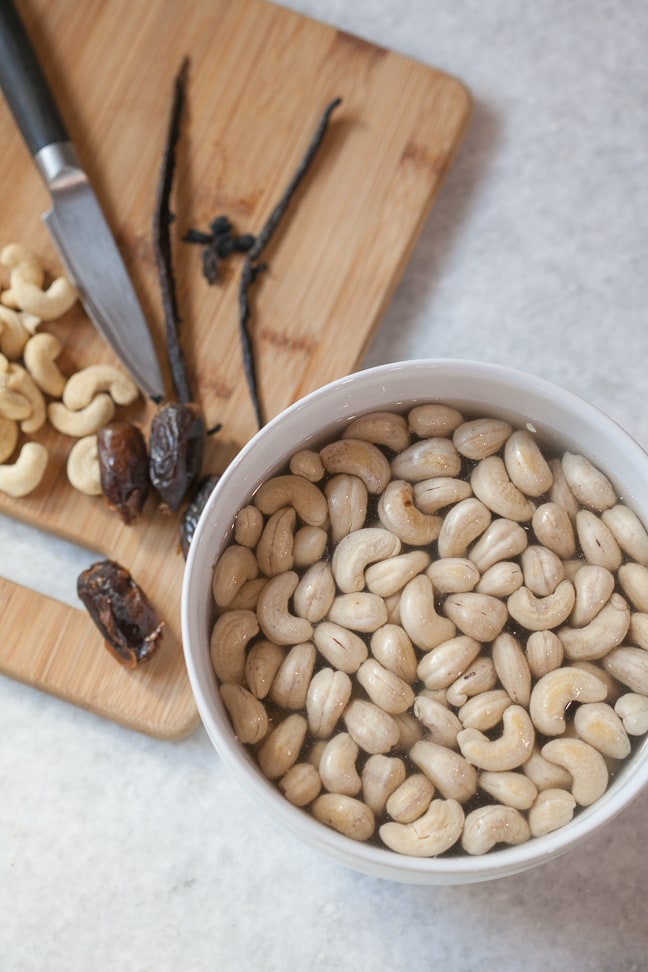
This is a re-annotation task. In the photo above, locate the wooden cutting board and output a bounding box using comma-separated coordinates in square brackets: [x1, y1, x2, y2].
[0, 0, 470, 738]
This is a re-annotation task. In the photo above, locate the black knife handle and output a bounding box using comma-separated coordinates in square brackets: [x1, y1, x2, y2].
[0, 0, 68, 156]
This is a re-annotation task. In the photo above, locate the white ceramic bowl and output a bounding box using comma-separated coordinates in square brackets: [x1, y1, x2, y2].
[181, 359, 648, 884]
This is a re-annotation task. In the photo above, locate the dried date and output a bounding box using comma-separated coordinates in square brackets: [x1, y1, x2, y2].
[97, 422, 150, 524]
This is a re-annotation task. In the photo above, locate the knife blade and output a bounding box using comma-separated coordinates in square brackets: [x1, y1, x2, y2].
[0, 0, 165, 402]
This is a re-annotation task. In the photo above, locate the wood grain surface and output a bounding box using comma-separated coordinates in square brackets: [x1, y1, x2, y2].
[0, 0, 470, 737]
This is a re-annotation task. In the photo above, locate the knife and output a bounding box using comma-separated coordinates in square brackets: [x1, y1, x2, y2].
[0, 0, 166, 402]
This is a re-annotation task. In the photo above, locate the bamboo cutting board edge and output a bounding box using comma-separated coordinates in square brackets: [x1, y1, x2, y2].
[0, 0, 471, 739]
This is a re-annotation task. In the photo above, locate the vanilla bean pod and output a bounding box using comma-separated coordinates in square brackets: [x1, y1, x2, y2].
[239, 96, 342, 428]
[150, 56, 207, 513]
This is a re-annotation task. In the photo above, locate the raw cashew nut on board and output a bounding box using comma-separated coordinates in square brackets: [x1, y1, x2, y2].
[208, 402, 648, 858]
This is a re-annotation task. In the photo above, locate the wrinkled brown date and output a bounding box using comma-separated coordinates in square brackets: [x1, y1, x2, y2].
[149, 401, 205, 513]
[97, 422, 150, 524]
[77, 560, 164, 668]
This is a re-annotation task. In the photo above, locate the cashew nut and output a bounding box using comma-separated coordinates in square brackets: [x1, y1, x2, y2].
[365, 549, 430, 598]
[244, 639, 285, 699]
[492, 633, 532, 707]
[443, 591, 508, 643]
[269, 641, 316, 709]
[522, 746, 573, 791]
[575, 509, 622, 570]
[461, 804, 531, 855]
[256, 571, 313, 646]
[457, 705, 535, 771]
[601, 503, 648, 564]
[408, 403, 464, 438]
[507, 580, 575, 631]
[385, 773, 436, 823]
[325, 474, 368, 543]
[391, 437, 461, 482]
[293, 561, 336, 622]
[312, 621, 368, 673]
[254, 474, 328, 526]
[529, 666, 607, 736]
[413, 476, 472, 514]
[0, 306, 30, 359]
[311, 793, 375, 842]
[458, 689, 512, 731]
[436, 497, 491, 559]
[601, 646, 648, 695]
[573, 702, 631, 759]
[357, 659, 415, 714]
[570, 564, 616, 627]
[212, 544, 259, 608]
[62, 363, 138, 410]
[471, 456, 535, 521]
[5, 362, 46, 433]
[558, 593, 630, 661]
[279, 763, 322, 807]
[66, 434, 102, 495]
[417, 634, 481, 690]
[320, 437, 391, 493]
[292, 525, 328, 568]
[468, 517, 528, 572]
[618, 563, 648, 613]
[525, 630, 564, 679]
[561, 452, 617, 512]
[234, 504, 265, 547]
[504, 429, 553, 498]
[288, 448, 324, 482]
[446, 657, 498, 707]
[343, 698, 400, 755]
[380, 798, 464, 857]
[331, 527, 401, 593]
[614, 693, 648, 736]
[399, 574, 456, 650]
[532, 501, 577, 559]
[22, 332, 66, 396]
[0, 415, 18, 464]
[520, 545, 564, 596]
[452, 417, 512, 460]
[256, 507, 296, 577]
[410, 739, 478, 802]
[478, 770, 538, 810]
[413, 695, 463, 748]
[318, 732, 362, 795]
[370, 624, 418, 684]
[342, 410, 410, 453]
[548, 457, 581, 520]
[327, 592, 387, 632]
[48, 393, 116, 436]
[541, 737, 608, 806]
[361, 755, 407, 815]
[210, 609, 259, 683]
[476, 561, 523, 598]
[427, 557, 481, 594]
[7, 266, 77, 320]
[220, 682, 269, 744]
[258, 713, 308, 780]
[528, 788, 576, 837]
[306, 667, 353, 738]
[377, 479, 442, 545]
[0, 441, 48, 497]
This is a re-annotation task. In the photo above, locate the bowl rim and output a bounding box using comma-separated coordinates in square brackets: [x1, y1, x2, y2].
[181, 358, 648, 882]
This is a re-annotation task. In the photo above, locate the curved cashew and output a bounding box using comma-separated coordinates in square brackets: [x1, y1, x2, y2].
[66, 434, 102, 495]
[601, 646, 648, 695]
[312, 621, 368, 673]
[520, 545, 564, 597]
[541, 737, 608, 806]
[361, 754, 407, 816]
[342, 410, 411, 453]
[4, 363, 46, 433]
[288, 448, 324, 482]
[0, 441, 48, 497]
[532, 502, 577, 559]
[293, 561, 336, 622]
[525, 630, 564, 679]
[443, 591, 508, 643]
[476, 561, 523, 598]
[256, 571, 313, 646]
[602, 504, 648, 564]
[320, 437, 391, 494]
[503, 429, 553, 497]
[471, 456, 535, 521]
[292, 525, 328, 568]
[48, 393, 116, 436]
[468, 517, 528, 572]
[254, 474, 328, 526]
[258, 713, 308, 780]
[0, 306, 30, 359]
[279, 763, 322, 808]
[377, 479, 442, 545]
[318, 732, 362, 796]
[413, 476, 472, 514]
[331, 527, 401, 593]
[558, 593, 630, 661]
[618, 562, 648, 612]
[327, 592, 388, 632]
[311, 793, 375, 842]
[575, 510, 622, 570]
[306, 667, 353, 738]
[492, 633, 532, 707]
[507, 580, 575, 631]
[209, 608, 259, 683]
[614, 693, 648, 736]
[436, 497, 491, 559]
[461, 804, 531, 856]
[270, 641, 316, 710]
[256, 507, 296, 577]
[212, 544, 259, 608]
[561, 452, 616, 512]
[413, 695, 463, 748]
[452, 417, 512, 460]
[573, 702, 631, 760]
[523, 746, 573, 791]
[385, 773, 435, 823]
[370, 624, 418, 683]
[343, 698, 400, 755]
[0, 244, 44, 306]
[408, 402, 464, 438]
[244, 639, 285, 699]
[22, 332, 66, 397]
[365, 549, 430, 598]
[0, 415, 18, 463]
[8, 267, 77, 320]
[233, 504, 264, 548]
[446, 657, 498, 707]
[63, 364, 138, 410]
[357, 659, 415, 715]
[325, 474, 368, 543]
[417, 634, 481, 690]
[528, 788, 576, 837]
[458, 689, 512, 731]
[391, 437, 461, 482]
[410, 739, 478, 802]
[399, 574, 456, 650]
[427, 557, 480, 594]
[570, 564, 615, 627]
[457, 704, 535, 771]
[529, 666, 607, 736]
[380, 798, 464, 857]
[478, 770, 538, 810]
[220, 682, 269, 744]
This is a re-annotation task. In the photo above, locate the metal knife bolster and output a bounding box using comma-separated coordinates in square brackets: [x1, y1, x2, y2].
[34, 140, 82, 188]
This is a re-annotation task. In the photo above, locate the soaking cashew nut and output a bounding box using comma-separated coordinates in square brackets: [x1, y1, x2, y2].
[66, 434, 102, 495]
[0, 441, 48, 497]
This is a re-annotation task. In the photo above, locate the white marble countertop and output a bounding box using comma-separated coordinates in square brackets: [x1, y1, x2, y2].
[2, 1, 647, 969]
